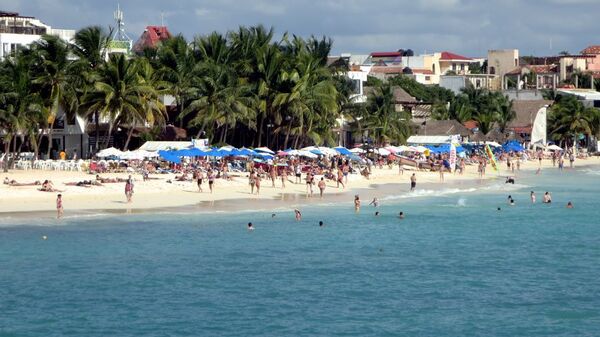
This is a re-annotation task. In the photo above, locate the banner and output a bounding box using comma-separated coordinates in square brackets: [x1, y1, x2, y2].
[449, 143, 457, 172]
[485, 144, 499, 171]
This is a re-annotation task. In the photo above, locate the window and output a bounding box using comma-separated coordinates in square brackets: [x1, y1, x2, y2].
[490, 67, 496, 74]
[515, 59, 518, 67]
[460, 64, 465, 71]
[425, 76, 431, 81]
[433, 64, 436, 73]
[452, 63, 457, 71]
[476, 79, 481, 88]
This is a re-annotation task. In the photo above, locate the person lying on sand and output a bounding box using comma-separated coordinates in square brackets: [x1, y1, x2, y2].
[3, 177, 41, 186]
[95, 175, 126, 183]
[64, 180, 102, 187]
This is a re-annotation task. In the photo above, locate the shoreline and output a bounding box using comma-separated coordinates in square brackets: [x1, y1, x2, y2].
[1, 157, 599, 222]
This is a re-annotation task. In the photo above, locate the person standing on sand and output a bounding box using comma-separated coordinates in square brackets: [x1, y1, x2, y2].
[306, 172, 314, 197]
[56, 194, 63, 219]
[336, 168, 345, 189]
[569, 152, 575, 168]
[318, 177, 326, 198]
[410, 173, 417, 191]
[281, 168, 287, 188]
[196, 170, 204, 192]
[255, 174, 261, 195]
[438, 163, 444, 182]
[125, 175, 134, 203]
[270, 166, 277, 188]
[295, 165, 302, 184]
[249, 171, 256, 194]
[208, 170, 215, 193]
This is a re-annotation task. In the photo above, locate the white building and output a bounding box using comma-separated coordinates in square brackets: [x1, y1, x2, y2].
[0, 11, 75, 59]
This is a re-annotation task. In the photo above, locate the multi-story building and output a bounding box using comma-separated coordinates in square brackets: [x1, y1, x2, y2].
[0, 11, 75, 59]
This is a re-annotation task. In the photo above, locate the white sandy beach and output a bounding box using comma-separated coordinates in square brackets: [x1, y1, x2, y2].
[1, 157, 599, 215]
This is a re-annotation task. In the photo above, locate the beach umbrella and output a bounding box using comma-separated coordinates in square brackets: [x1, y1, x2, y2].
[97, 147, 124, 158]
[546, 144, 562, 151]
[158, 150, 182, 164]
[349, 148, 365, 154]
[277, 150, 289, 156]
[297, 150, 318, 158]
[254, 147, 275, 155]
[318, 147, 338, 156]
[120, 151, 144, 160]
[334, 146, 352, 156]
[376, 148, 391, 156]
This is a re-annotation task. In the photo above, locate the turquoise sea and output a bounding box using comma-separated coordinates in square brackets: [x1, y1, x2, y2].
[1, 166, 600, 336]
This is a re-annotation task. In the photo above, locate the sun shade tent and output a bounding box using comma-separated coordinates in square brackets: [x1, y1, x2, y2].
[96, 147, 124, 158]
[254, 147, 275, 155]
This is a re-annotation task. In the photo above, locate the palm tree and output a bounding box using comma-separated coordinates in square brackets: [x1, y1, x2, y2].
[548, 95, 600, 148]
[80, 54, 149, 149]
[362, 82, 411, 145]
[120, 58, 167, 150]
[156, 35, 198, 128]
[30, 35, 70, 157]
[70, 26, 111, 151]
[0, 52, 43, 169]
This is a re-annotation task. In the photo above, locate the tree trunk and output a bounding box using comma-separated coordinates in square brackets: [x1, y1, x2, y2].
[45, 121, 55, 158]
[94, 111, 100, 153]
[283, 122, 292, 150]
[123, 124, 135, 151]
[293, 134, 301, 149]
[256, 114, 265, 147]
[31, 133, 39, 162]
[103, 122, 114, 149]
[3, 139, 11, 172]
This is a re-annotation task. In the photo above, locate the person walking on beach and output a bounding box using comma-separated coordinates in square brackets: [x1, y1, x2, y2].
[255, 173, 261, 195]
[56, 194, 63, 219]
[410, 173, 417, 191]
[306, 172, 314, 197]
[270, 167, 277, 188]
[281, 168, 287, 188]
[318, 177, 326, 198]
[207, 170, 215, 193]
[125, 175, 134, 203]
[196, 170, 204, 192]
[354, 195, 361, 212]
[336, 168, 345, 189]
[295, 165, 302, 184]
[249, 171, 256, 194]
[569, 152, 575, 168]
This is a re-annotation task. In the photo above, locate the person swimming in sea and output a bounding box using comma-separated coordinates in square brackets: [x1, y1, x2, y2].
[566, 201, 573, 209]
[530, 191, 536, 203]
[319, 221, 324, 227]
[543, 192, 552, 204]
[247, 222, 254, 231]
[505, 176, 515, 184]
[354, 195, 361, 212]
[398, 212, 405, 219]
[509, 198, 515, 206]
[294, 209, 302, 221]
[375, 211, 380, 216]
[369, 197, 379, 207]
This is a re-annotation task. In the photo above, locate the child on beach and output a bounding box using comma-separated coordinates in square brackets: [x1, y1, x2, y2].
[56, 194, 63, 219]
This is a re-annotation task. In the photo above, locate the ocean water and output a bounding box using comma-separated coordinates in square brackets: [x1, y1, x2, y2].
[1, 166, 600, 336]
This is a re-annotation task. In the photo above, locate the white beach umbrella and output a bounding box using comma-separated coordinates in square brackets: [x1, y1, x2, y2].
[297, 150, 318, 158]
[255, 147, 275, 155]
[96, 147, 123, 158]
[317, 147, 338, 156]
[376, 148, 391, 156]
[415, 146, 428, 153]
[546, 144, 562, 151]
[349, 148, 365, 154]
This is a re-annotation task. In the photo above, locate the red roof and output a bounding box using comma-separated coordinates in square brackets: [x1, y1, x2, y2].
[370, 52, 402, 57]
[411, 68, 434, 75]
[581, 45, 600, 55]
[440, 51, 472, 61]
[133, 26, 172, 52]
[463, 120, 479, 129]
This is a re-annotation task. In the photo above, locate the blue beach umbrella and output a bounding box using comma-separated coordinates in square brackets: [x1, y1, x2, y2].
[334, 146, 352, 156]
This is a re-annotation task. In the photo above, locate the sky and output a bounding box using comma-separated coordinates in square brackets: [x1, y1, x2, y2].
[1, 0, 599, 57]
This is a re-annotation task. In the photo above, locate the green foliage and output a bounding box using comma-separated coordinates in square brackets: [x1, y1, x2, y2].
[387, 75, 455, 103]
[548, 95, 600, 145]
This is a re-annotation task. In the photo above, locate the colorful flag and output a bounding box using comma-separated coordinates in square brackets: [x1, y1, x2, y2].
[449, 143, 457, 172]
[485, 144, 499, 171]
